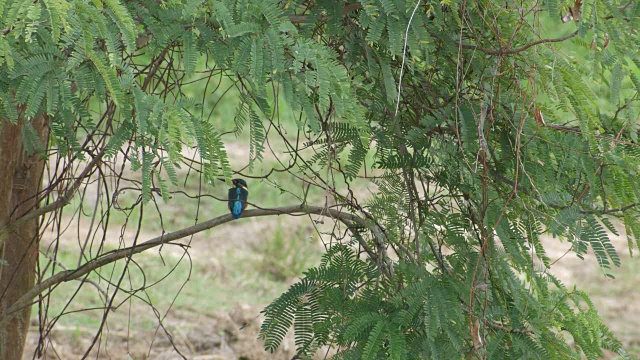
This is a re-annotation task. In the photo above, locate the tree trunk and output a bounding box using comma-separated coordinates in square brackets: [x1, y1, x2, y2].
[0, 116, 48, 360]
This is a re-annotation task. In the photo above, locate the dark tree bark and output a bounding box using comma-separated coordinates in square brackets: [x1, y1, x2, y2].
[0, 116, 48, 360]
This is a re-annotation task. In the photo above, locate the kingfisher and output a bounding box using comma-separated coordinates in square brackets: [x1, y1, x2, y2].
[227, 178, 249, 219]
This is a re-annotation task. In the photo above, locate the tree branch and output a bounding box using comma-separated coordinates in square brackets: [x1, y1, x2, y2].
[0, 148, 105, 249]
[38, 249, 108, 301]
[0, 205, 390, 327]
[288, 2, 362, 24]
[462, 31, 579, 55]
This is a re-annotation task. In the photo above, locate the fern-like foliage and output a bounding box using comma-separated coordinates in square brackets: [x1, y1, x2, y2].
[257, 0, 638, 358]
[261, 243, 627, 359]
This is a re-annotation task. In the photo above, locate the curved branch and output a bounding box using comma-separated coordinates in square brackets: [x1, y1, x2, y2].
[462, 31, 579, 55]
[0, 205, 390, 327]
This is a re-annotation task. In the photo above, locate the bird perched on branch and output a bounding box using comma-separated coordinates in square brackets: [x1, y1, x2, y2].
[227, 178, 248, 219]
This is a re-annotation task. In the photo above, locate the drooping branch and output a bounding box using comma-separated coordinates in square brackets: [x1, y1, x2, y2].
[0, 204, 390, 328]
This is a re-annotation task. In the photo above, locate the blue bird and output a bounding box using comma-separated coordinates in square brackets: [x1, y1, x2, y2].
[227, 178, 248, 219]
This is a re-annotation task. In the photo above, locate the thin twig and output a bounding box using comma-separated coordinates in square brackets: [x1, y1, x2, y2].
[0, 147, 106, 248]
[38, 249, 109, 301]
[462, 31, 579, 55]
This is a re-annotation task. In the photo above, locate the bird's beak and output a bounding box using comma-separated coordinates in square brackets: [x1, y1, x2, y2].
[239, 184, 248, 191]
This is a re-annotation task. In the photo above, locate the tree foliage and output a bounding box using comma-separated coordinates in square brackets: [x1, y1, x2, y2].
[0, 0, 639, 358]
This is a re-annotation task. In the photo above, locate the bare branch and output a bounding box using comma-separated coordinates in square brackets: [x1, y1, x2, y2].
[38, 249, 109, 301]
[0, 148, 105, 249]
[462, 30, 579, 55]
[0, 204, 390, 327]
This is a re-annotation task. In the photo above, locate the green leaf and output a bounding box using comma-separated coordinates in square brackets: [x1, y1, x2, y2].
[183, 30, 197, 77]
[361, 319, 386, 359]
